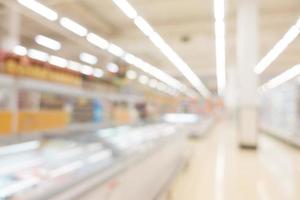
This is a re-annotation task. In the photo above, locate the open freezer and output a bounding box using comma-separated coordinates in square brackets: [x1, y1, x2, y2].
[0, 123, 187, 200]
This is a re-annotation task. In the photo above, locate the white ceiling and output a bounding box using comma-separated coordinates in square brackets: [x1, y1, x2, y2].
[0, 0, 299, 92]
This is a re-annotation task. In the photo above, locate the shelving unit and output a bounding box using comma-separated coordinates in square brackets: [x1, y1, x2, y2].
[260, 80, 300, 147]
[0, 74, 145, 136]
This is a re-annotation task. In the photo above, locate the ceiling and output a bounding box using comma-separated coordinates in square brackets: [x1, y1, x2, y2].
[0, 0, 299, 93]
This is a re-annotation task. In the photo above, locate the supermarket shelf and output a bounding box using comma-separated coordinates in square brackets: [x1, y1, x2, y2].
[0, 74, 144, 102]
[260, 124, 300, 148]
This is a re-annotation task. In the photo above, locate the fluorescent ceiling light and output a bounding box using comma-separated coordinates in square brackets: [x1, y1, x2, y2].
[157, 82, 166, 91]
[35, 35, 61, 51]
[214, 0, 225, 20]
[60, 17, 88, 37]
[18, 0, 192, 97]
[18, 0, 58, 21]
[49, 55, 67, 68]
[113, 0, 211, 97]
[149, 79, 158, 88]
[149, 32, 210, 97]
[13, 45, 27, 56]
[139, 75, 149, 85]
[108, 44, 124, 57]
[215, 21, 225, 37]
[134, 17, 154, 37]
[123, 53, 136, 64]
[93, 68, 104, 78]
[86, 33, 109, 49]
[126, 70, 137, 80]
[81, 65, 94, 75]
[215, 34, 226, 96]
[106, 63, 119, 73]
[255, 18, 300, 74]
[28, 49, 49, 62]
[214, 0, 226, 96]
[79, 52, 98, 65]
[112, 0, 138, 19]
[259, 64, 300, 93]
[122, 53, 196, 97]
[68, 61, 81, 72]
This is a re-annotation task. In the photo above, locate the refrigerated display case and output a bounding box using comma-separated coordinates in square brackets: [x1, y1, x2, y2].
[260, 80, 300, 146]
[0, 123, 185, 200]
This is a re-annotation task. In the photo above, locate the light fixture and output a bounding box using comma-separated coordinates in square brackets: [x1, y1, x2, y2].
[113, 0, 211, 98]
[13, 45, 27, 56]
[138, 75, 149, 85]
[214, 0, 226, 96]
[49, 55, 67, 68]
[123, 53, 189, 93]
[134, 17, 154, 37]
[17, 0, 58, 21]
[16, 0, 193, 97]
[35, 35, 61, 51]
[93, 68, 104, 78]
[79, 52, 98, 65]
[214, 0, 225, 20]
[149, 32, 210, 97]
[157, 82, 166, 91]
[259, 64, 300, 93]
[106, 63, 119, 73]
[149, 79, 158, 88]
[123, 53, 136, 64]
[112, 0, 138, 19]
[80, 65, 94, 75]
[67, 61, 81, 72]
[126, 70, 137, 80]
[255, 18, 300, 74]
[107, 44, 124, 57]
[86, 33, 110, 50]
[59, 17, 88, 37]
[28, 49, 49, 62]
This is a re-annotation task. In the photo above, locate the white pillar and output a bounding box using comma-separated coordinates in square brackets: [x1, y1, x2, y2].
[1, 5, 20, 51]
[1, 6, 20, 135]
[236, 0, 259, 148]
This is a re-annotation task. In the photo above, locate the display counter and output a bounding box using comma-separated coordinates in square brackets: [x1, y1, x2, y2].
[0, 123, 186, 200]
[260, 81, 300, 147]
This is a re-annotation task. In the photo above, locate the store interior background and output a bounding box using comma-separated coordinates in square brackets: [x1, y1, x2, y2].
[0, 0, 300, 199]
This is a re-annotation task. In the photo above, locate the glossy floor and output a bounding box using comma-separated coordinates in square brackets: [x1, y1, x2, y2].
[160, 120, 300, 200]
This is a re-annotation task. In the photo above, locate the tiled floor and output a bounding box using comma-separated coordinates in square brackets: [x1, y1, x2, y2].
[160, 120, 300, 200]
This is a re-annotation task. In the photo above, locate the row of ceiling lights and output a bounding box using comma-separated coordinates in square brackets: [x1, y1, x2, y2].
[255, 18, 300, 74]
[112, 0, 211, 98]
[213, 0, 226, 96]
[13, 44, 178, 96]
[17, 0, 194, 98]
[256, 18, 300, 93]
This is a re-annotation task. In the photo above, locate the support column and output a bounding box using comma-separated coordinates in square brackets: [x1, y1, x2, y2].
[236, 0, 259, 148]
[1, 6, 21, 135]
[1, 5, 20, 51]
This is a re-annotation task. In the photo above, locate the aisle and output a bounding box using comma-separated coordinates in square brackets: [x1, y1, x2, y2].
[159, 120, 300, 200]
